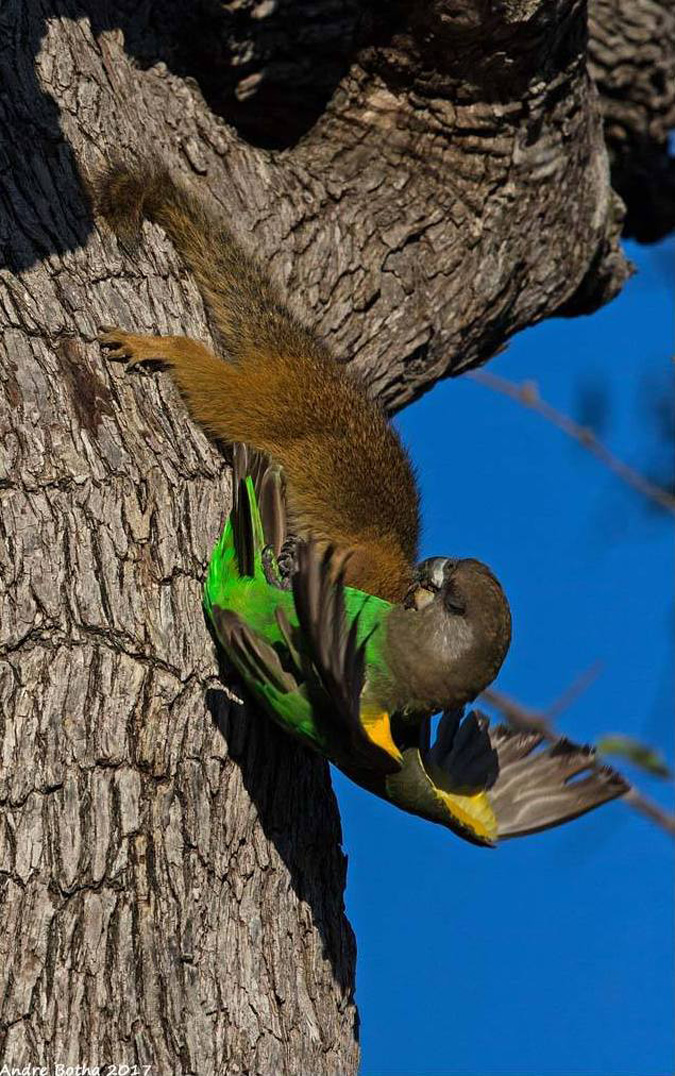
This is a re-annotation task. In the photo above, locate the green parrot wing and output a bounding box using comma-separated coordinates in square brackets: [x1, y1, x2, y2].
[206, 469, 401, 774]
[210, 571, 400, 775]
[206, 446, 319, 747]
[210, 605, 324, 749]
[290, 541, 403, 774]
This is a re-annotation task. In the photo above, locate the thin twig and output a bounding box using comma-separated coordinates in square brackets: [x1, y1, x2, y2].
[622, 788, 675, 836]
[543, 661, 604, 724]
[469, 369, 675, 514]
[482, 687, 549, 735]
[482, 684, 675, 838]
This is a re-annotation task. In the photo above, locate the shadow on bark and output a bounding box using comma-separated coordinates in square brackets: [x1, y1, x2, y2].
[205, 682, 357, 998]
[2, 0, 357, 275]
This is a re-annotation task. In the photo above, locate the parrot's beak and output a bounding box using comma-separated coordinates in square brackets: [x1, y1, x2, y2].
[404, 556, 459, 610]
[403, 582, 435, 611]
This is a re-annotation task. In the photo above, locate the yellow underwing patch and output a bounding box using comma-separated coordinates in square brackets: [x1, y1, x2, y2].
[360, 708, 403, 764]
[434, 787, 498, 843]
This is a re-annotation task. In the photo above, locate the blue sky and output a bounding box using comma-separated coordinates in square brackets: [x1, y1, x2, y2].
[333, 237, 674, 1076]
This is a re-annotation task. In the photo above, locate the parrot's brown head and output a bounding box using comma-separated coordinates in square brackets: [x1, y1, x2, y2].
[381, 556, 512, 716]
[408, 557, 511, 641]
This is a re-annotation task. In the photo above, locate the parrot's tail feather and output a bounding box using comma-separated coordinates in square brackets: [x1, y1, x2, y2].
[228, 445, 285, 580]
[257, 465, 286, 558]
[232, 478, 256, 578]
[231, 442, 249, 500]
[487, 724, 629, 838]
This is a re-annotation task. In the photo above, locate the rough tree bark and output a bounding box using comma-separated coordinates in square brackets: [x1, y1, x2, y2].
[589, 0, 675, 242]
[0, 1, 670, 1073]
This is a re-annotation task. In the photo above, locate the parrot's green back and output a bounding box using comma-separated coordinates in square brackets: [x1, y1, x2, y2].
[204, 476, 314, 742]
[203, 479, 289, 647]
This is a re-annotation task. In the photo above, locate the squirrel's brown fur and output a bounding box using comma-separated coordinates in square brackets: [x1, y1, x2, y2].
[95, 162, 420, 603]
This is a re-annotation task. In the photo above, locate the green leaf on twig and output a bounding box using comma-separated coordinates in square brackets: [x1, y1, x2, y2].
[597, 734, 671, 778]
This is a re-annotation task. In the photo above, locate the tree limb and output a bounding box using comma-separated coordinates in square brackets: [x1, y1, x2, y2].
[470, 370, 675, 514]
[589, 0, 675, 242]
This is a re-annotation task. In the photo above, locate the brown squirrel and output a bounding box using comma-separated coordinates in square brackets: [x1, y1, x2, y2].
[95, 162, 421, 603]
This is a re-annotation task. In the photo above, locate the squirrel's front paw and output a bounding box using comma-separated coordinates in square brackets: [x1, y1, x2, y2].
[98, 326, 154, 368]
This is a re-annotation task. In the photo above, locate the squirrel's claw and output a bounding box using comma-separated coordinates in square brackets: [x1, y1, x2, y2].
[98, 327, 152, 367]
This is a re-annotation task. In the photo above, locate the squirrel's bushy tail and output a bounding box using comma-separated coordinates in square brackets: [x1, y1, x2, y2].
[95, 161, 174, 247]
[94, 160, 317, 368]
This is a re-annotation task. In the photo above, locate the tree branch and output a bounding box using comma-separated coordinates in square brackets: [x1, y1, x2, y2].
[589, 0, 675, 242]
[470, 369, 675, 514]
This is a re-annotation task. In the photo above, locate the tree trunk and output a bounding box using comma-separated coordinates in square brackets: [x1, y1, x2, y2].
[0, 1, 669, 1072]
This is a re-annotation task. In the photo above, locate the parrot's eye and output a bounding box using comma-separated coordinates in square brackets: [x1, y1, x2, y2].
[443, 581, 467, 616]
[447, 598, 467, 615]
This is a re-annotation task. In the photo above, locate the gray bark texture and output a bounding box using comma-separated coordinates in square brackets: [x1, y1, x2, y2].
[0, 1, 670, 1073]
[589, 0, 675, 242]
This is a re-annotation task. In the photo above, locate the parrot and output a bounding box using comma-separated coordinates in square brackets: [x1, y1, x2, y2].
[204, 448, 629, 846]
